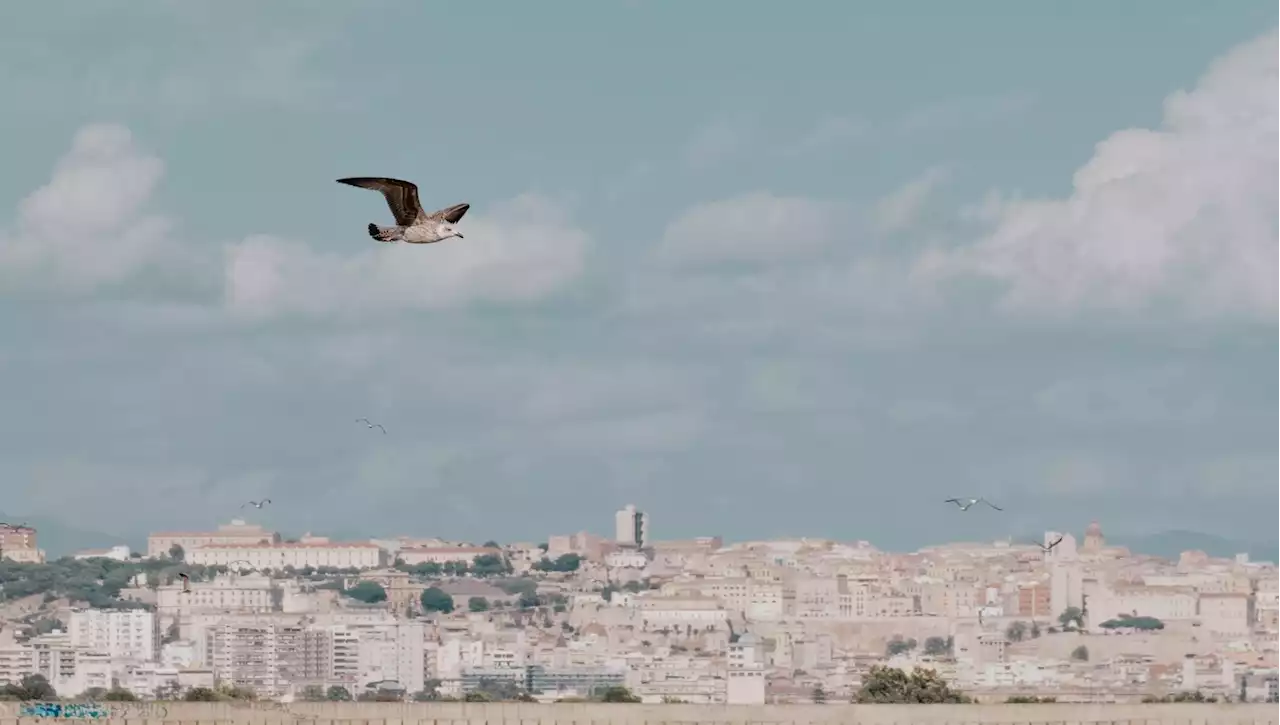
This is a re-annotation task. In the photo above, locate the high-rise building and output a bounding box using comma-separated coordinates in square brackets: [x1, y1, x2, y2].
[0, 524, 43, 563]
[614, 504, 649, 549]
[68, 609, 158, 663]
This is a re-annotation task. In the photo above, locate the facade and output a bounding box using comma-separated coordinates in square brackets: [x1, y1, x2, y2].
[68, 608, 158, 662]
[147, 520, 275, 558]
[726, 634, 766, 705]
[614, 504, 650, 549]
[186, 538, 384, 570]
[0, 524, 43, 563]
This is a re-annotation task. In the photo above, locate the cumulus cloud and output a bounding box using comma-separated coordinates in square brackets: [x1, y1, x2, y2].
[655, 192, 847, 266]
[0, 123, 590, 316]
[0, 124, 186, 296]
[921, 30, 1279, 320]
[223, 194, 589, 320]
[875, 167, 949, 233]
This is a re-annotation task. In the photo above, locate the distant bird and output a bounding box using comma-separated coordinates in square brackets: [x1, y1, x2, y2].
[336, 177, 470, 244]
[178, 573, 191, 594]
[241, 499, 272, 510]
[1034, 535, 1065, 552]
[945, 497, 1003, 512]
[356, 418, 387, 434]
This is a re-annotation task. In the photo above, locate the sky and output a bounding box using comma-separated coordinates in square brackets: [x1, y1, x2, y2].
[0, 1, 1276, 552]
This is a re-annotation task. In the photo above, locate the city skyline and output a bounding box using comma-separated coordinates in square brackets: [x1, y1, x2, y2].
[0, 4, 1276, 548]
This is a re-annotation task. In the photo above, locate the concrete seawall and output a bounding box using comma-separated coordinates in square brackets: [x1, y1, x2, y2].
[1, 701, 1277, 725]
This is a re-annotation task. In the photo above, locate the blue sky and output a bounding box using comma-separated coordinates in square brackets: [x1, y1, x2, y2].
[0, 2, 1276, 551]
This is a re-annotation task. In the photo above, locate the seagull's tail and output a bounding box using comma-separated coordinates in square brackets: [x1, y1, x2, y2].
[368, 223, 401, 242]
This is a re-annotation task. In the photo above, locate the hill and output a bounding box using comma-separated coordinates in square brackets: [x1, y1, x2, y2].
[0, 512, 138, 560]
[1113, 530, 1277, 564]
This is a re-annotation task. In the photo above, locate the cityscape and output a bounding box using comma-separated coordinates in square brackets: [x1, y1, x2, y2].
[0, 506, 1276, 705]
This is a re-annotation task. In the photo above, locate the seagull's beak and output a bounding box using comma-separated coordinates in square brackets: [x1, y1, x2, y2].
[456, 232, 465, 239]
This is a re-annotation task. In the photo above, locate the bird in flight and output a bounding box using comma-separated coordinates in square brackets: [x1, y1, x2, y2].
[356, 418, 387, 434]
[178, 573, 191, 594]
[241, 499, 271, 510]
[1034, 535, 1065, 552]
[945, 497, 1003, 511]
[337, 177, 470, 245]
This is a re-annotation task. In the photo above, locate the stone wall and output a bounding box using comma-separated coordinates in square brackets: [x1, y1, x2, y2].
[0, 701, 1276, 725]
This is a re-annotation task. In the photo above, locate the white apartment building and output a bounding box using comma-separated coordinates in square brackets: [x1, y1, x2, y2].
[187, 539, 383, 570]
[1089, 584, 1198, 624]
[726, 633, 766, 705]
[156, 573, 281, 622]
[0, 633, 112, 697]
[68, 608, 158, 662]
[353, 621, 426, 694]
[632, 595, 729, 629]
[614, 504, 650, 549]
[147, 520, 275, 558]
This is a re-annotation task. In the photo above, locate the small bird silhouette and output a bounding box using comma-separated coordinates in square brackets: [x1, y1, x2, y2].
[1034, 535, 1065, 552]
[356, 418, 387, 434]
[178, 573, 191, 594]
[945, 497, 1003, 512]
[241, 499, 272, 510]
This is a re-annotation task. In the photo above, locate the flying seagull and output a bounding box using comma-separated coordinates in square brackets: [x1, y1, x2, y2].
[241, 499, 272, 510]
[356, 418, 387, 434]
[336, 177, 470, 244]
[945, 497, 1003, 512]
[178, 573, 191, 594]
[1034, 535, 1065, 552]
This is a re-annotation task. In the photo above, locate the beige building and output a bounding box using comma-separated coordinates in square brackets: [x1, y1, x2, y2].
[147, 520, 275, 558]
[1198, 592, 1251, 635]
[0, 524, 44, 563]
[186, 537, 384, 570]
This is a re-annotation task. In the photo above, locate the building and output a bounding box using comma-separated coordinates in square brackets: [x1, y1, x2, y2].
[73, 545, 132, 562]
[147, 520, 275, 558]
[0, 524, 44, 563]
[397, 546, 499, 566]
[68, 608, 158, 662]
[726, 633, 766, 705]
[185, 536, 384, 570]
[614, 504, 650, 549]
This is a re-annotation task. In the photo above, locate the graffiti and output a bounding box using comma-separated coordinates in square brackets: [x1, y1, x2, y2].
[111, 702, 169, 719]
[16, 702, 169, 720]
[19, 702, 109, 719]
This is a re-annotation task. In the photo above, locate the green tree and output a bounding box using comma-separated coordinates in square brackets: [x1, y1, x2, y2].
[923, 636, 953, 657]
[1057, 606, 1084, 631]
[220, 684, 256, 701]
[420, 587, 454, 613]
[854, 666, 971, 704]
[1099, 614, 1164, 630]
[168, 544, 185, 561]
[343, 581, 388, 604]
[1, 674, 57, 701]
[462, 691, 491, 702]
[597, 685, 640, 703]
[1006, 695, 1057, 703]
[183, 687, 221, 702]
[468, 596, 490, 612]
[82, 687, 109, 701]
[471, 554, 512, 577]
[103, 687, 138, 701]
[1070, 645, 1089, 661]
[482, 540, 501, 549]
[811, 685, 828, 704]
[517, 592, 541, 609]
[1005, 621, 1028, 642]
[885, 635, 917, 656]
[533, 553, 581, 572]
[325, 685, 352, 701]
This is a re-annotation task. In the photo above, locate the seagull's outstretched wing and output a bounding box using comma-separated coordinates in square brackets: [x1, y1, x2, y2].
[337, 177, 425, 227]
[262, 498, 272, 505]
[425, 202, 471, 224]
[981, 498, 1004, 511]
[356, 417, 371, 425]
[944, 498, 962, 505]
[374, 424, 387, 434]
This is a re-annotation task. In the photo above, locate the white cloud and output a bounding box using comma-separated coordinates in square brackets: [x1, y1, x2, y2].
[0, 124, 187, 295]
[655, 193, 846, 266]
[875, 166, 949, 233]
[921, 30, 1279, 320]
[223, 194, 589, 320]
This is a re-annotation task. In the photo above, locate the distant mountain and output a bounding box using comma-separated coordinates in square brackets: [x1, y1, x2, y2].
[0, 511, 138, 560]
[1111, 530, 1278, 564]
